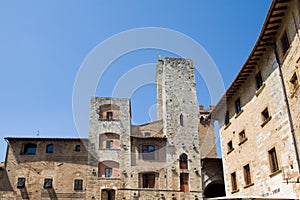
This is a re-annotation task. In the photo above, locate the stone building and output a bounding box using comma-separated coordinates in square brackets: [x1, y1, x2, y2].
[0, 57, 224, 199]
[212, 0, 300, 198]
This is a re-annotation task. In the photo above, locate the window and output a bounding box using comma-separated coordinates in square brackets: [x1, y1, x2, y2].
[227, 141, 233, 153]
[23, 143, 37, 155]
[106, 140, 113, 149]
[46, 144, 54, 153]
[142, 145, 155, 160]
[239, 130, 247, 144]
[144, 132, 151, 137]
[44, 178, 53, 189]
[17, 177, 25, 188]
[268, 148, 279, 173]
[179, 154, 188, 169]
[180, 173, 189, 192]
[235, 98, 242, 114]
[290, 72, 299, 91]
[105, 168, 113, 177]
[261, 107, 271, 127]
[74, 179, 83, 191]
[75, 145, 81, 152]
[231, 172, 238, 191]
[255, 72, 263, 90]
[107, 111, 113, 120]
[142, 173, 155, 188]
[280, 31, 290, 55]
[243, 164, 252, 186]
[225, 111, 230, 126]
[180, 114, 184, 126]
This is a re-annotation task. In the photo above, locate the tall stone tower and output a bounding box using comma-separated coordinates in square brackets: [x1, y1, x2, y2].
[157, 56, 203, 199]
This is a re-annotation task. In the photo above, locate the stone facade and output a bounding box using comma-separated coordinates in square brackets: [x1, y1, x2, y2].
[0, 57, 224, 199]
[212, 0, 300, 198]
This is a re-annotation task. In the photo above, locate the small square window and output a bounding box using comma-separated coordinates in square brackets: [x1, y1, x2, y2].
[144, 132, 151, 137]
[44, 178, 53, 189]
[227, 141, 233, 153]
[243, 164, 252, 186]
[46, 144, 54, 153]
[23, 143, 37, 155]
[75, 145, 81, 152]
[290, 72, 299, 91]
[235, 98, 242, 114]
[255, 72, 263, 90]
[106, 141, 113, 149]
[105, 168, 113, 177]
[17, 177, 25, 188]
[74, 179, 83, 191]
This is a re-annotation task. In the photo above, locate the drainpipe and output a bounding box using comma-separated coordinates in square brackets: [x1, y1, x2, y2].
[273, 43, 300, 173]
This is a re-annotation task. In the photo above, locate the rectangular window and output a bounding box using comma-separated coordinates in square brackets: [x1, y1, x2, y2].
[74, 179, 83, 191]
[180, 173, 189, 192]
[142, 145, 155, 160]
[281, 31, 290, 55]
[231, 172, 238, 191]
[261, 107, 271, 127]
[17, 177, 26, 188]
[268, 148, 279, 173]
[106, 140, 113, 149]
[23, 143, 37, 155]
[46, 144, 54, 153]
[107, 112, 113, 120]
[235, 98, 242, 114]
[239, 130, 247, 144]
[227, 141, 233, 153]
[105, 168, 113, 177]
[255, 72, 263, 90]
[75, 145, 81, 152]
[43, 178, 53, 189]
[225, 111, 230, 126]
[142, 173, 155, 188]
[290, 72, 299, 91]
[243, 164, 252, 186]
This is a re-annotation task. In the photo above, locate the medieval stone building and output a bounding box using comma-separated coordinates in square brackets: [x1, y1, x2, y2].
[0, 57, 224, 199]
[212, 0, 300, 198]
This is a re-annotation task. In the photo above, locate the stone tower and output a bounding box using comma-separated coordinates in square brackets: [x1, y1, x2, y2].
[157, 56, 203, 199]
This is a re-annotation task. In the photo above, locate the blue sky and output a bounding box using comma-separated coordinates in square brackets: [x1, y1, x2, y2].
[0, 1, 272, 160]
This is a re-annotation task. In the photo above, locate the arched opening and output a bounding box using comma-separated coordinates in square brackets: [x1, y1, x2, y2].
[99, 133, 120, 149]
[98, 161, 120, 178]
[179, 153, 188, 169]
[203, 182, 225, 198]
[99, 104, 120, 120]
[101, 189, 115, 200]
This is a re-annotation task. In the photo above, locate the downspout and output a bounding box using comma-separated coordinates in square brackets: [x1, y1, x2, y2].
[273, 43, 300, 173]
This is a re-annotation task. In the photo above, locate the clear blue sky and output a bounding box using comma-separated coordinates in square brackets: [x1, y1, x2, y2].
[0, 1, 272, 160]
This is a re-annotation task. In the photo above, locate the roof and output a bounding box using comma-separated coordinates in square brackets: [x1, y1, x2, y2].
[4, 137, 88, 142]
[212, 0, 291, 116]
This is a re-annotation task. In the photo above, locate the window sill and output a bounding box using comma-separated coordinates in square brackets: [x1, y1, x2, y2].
[231, 189, 239, 194]
[238, 138, 248, 146]
[244, 182, 254, 189]
[261, 116, 272, 127]
[291, 85, 300, 98]
[256, 83, 266, 97]
[224, 122, 231, 130]
[235, 109, 244, 119]
[227, 148, 234, 155]
[269, 169, 282, 177]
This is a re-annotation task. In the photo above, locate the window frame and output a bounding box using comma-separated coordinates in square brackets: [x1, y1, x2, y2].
[142, 173, 156, 189]
[255, 72, 263, 90]
[268, 147, 280, 174]
[235, 98, 242, 114]
[43, 178, 53, 189]
[280, 30, 290, 56]
[46, 144, 54, 154]
[17, 177, 26, 188]
[243, 164, 252, 186]
[238, 130, 247, 145]
[23, 143, 37, 155]
[107, 111, 113, 120]
[75, 145, 81, 152]
[106, 140, 113, 149]
[74, 179, 83, 191]
[224, 111, 230, 126]
[105, 167, 113, 178]
[227, 140, 234, 154]
[141, 145, 155, 160]
[230, 172, 238, 192]
[261, 107, 271, 127]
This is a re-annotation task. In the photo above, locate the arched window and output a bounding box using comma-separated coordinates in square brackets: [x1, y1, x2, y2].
[180, 114, 184, 126]
[179, 153, 188, 169]
[46, 144, 54, 153]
